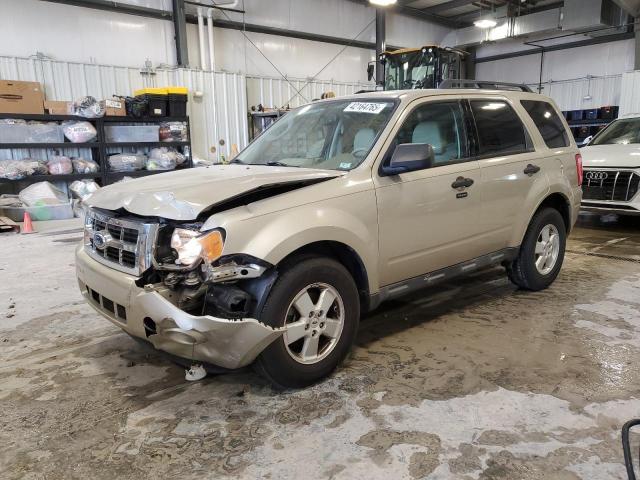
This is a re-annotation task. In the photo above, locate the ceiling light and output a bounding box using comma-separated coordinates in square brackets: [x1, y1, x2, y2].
[369, 0, 397, 6]
[474, 17, 497, 29]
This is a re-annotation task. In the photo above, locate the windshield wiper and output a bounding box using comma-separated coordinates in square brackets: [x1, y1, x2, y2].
[247, 161, 298, 167]
[230, 158, 246, 164]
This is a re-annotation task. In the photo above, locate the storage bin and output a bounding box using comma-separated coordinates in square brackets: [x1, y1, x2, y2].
[0, 123, 63, 143]
[569, 110, 584, 121]
[0, 201, 74, 221]
[576, 126, 590, 138]
[105, 125, 159, 143]
[599, 106, 619, 120]
[584, 109, 598, 120]
[134, 88, 168, 117]
[167, 87, 188, 117]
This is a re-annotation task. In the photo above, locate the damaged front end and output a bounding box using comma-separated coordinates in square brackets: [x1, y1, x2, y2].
[146, 223, 278, 319]
[80, 208, 283, 369]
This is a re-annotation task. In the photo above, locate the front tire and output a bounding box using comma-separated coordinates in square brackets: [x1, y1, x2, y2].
[508, 207, 566, 291]
[254, 257, 360, 388]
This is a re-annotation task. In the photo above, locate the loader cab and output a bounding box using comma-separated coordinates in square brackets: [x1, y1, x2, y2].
[370, 46, 465, 91]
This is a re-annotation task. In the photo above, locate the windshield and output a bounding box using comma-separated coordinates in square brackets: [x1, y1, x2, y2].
[385, 51, 435, 90]
[592, 118, 640, 145]
[234, 99, 396, 171]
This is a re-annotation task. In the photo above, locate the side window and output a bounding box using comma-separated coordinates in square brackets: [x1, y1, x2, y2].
[521, 100, 570, 148]
[470, 100, 528, 156]
[392, 101, 468, 165]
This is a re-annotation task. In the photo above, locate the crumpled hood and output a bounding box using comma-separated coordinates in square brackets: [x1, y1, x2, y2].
[86, 164, 343, 220]
[580, 144, 640, 169]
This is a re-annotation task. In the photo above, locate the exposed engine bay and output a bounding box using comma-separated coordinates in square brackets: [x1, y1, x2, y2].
[135, 220, 277, 323]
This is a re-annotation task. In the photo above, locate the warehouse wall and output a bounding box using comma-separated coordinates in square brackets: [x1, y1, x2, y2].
[475, 38, 635, 110]
[0, 0, 449, 83]
[0, 55, 370, 163]
[0, 0, 177, 67]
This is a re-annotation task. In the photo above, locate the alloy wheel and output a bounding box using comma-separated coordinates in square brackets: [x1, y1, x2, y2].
[282, 283, 345, 365]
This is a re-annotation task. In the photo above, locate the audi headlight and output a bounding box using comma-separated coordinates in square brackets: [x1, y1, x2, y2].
[170, 228, 224, 266]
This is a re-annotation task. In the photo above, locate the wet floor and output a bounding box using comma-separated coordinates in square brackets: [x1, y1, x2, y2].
[1, 213, 639, 479]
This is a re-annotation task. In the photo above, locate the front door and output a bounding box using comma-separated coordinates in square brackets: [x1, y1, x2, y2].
[374, 99, 487, 286]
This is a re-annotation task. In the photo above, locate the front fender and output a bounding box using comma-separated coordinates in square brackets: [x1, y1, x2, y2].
[214, 190, 380, 294]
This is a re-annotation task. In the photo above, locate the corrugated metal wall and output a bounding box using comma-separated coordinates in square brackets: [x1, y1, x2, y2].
[527, 74, 623, 111]
[0, 55, 372, 162]
[620, 71, 640, 116]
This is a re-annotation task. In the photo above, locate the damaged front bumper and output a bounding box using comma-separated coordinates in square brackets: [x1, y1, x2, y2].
[75, 245, 283, 369]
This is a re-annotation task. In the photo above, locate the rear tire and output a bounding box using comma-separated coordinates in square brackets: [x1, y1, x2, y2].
[254, 256, 360, 389]
[508, 208, 566, 291]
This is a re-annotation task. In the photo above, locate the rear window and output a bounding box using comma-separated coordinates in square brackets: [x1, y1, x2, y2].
[521, 100, 570, 148]
[470, 100, 528, 156]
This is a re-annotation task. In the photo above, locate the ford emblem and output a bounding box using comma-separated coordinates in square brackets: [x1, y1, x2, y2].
[94, 232, 107, 250]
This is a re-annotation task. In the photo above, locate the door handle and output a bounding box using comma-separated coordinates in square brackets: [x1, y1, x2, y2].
[451, 176, 474, 189]
[524, 164, 541, 175]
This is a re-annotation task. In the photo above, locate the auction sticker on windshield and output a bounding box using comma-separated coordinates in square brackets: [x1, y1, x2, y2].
[344, 102, 387, 114]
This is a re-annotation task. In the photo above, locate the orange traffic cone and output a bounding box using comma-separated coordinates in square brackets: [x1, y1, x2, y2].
[21, 211, 36, 234]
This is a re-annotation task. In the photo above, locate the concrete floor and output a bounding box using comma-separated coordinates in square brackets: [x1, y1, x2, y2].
[1, 213, 640, 479]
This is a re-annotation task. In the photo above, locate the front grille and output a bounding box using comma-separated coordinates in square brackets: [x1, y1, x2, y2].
[582, 170, 640, 202]
[84, 209, 158, 276]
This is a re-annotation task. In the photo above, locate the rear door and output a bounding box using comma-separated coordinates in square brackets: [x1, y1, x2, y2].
[467, 97, 549, 252]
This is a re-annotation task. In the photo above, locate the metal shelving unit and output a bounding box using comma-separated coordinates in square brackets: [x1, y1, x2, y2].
[0, 114, 192, 188]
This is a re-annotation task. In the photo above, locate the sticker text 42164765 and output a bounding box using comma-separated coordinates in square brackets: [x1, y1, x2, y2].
[344, 102, 388, 114]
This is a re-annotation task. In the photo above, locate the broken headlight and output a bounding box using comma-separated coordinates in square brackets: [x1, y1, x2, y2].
[170, 228, 224, 267]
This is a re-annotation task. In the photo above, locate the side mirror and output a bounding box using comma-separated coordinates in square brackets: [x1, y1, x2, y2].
[367, 64, 375, 82]
[582, 135, 593, 146]
[380, 143, 434, 176]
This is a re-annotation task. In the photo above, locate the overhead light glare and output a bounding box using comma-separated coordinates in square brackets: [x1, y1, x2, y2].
[474, 18, 497, 29]
[369, 0, 397, 6]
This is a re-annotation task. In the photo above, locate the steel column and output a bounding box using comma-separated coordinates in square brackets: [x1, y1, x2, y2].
[636, 18, 640, 70]
[172, 0, 189, 67]
[375, 8, 386, 86]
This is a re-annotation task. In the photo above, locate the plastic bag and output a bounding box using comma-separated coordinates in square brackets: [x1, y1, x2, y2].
[0, 159, 48, 180]
[70, 179, 100, 201]
[62, 121, 97, 143]
[145, 156, 175, 171]
[68, 96, 105, 118]
[159, 121, 188, 142]
[47, 156, 73, 175]
[147, 147, 185, 171]
[19, 182, 68, 207]
[72, 157, 99, 174]
[192, 156, 214, 167]
[108, 153, 146, 172]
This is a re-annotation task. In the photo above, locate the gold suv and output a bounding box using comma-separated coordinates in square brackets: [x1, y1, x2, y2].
[77, 88, 583, 388]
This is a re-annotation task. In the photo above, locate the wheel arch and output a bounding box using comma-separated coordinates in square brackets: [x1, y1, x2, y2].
[511, 190, 572, 247]
[534, 192, 572, 233]
[278, 240, 372, 313]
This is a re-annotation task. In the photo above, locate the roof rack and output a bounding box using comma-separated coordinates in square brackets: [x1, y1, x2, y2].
[439, 79, 534, 93]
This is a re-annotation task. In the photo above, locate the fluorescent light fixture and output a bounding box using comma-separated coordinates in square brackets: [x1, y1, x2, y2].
[369, 0, 397, 5]
[474, 18, 497, 29]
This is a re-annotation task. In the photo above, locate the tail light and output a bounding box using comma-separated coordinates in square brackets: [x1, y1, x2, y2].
[575, 153, 583, 186]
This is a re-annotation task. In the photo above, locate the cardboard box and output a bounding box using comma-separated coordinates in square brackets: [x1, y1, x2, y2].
[44, 100, 71, 115]
[0, 80, 44, 114]
[101, 97, 126, 117]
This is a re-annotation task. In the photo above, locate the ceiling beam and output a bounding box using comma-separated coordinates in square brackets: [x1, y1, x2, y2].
[475, 30, 633, 63]
[448, 0, 563, 22]
[347, 0, 464, 27]
[421, 0, 478, 15]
